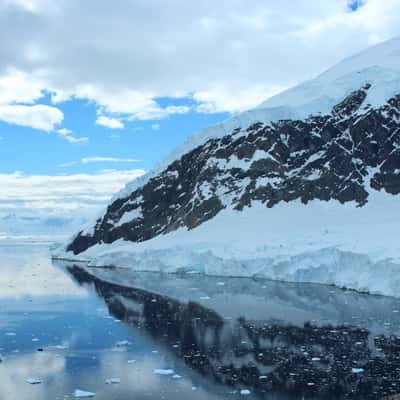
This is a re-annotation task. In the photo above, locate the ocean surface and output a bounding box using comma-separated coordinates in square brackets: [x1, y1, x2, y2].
[1, 242, 400, 399]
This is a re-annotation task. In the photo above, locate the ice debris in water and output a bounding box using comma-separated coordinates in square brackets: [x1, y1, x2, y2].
[74, 389, 96, 398]
[352, 368, 364, 373]
[115, 340, 130, 347]
[153, 369, 175, 375]
[240, 389, 251, 395]
[25, 377, 42, 384]
[105, 378, 121, 384]
[54, 345, 69, 350]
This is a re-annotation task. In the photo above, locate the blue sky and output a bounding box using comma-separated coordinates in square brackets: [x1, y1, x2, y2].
[348, 0, 365, 11]
[0, 0, 399, 235]
[0, 94, 229, 175]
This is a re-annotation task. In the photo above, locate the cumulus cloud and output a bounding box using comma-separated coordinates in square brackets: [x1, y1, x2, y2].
[1, 0, 398, 119]
[0, 104, 63, 131]
[96, 115, 124, 129]
[0, 69, 43, 104]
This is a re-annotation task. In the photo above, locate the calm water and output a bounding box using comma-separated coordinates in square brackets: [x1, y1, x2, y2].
[1, 243, 400, 399]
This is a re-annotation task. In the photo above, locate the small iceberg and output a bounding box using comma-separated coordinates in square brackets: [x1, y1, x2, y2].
[153, 369, 175, 375]
[105, 378, 121, 384]
[74, 389, 96, 398]
[115, 340, 130, 347]
[25, 377, 42, 385]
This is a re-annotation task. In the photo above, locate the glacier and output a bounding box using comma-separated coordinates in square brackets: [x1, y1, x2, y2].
[56, 190, 400, 297]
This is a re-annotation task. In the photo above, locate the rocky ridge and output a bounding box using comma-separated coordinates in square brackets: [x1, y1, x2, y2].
[68, 84, 400, 255]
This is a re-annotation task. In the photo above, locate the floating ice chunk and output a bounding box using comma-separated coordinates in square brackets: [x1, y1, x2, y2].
[54, 345, 69, 350]
[127, 359, 136, 364]
[105, 378, 121, 384]
[5, 332, 16, 336]
[199, 296, 210, 300]
[307, 382, 315, 386]
[25, 377, 42, 384]
[172, 374, 182, 379]
[115, 340, 130, 347]
[216, 282, 225, 286]
[259, 375, 267, 380]
[31, 338, 39, 342]
[74, 389, 96, 398]
[311, 357, 321, 361]
[240, 389, 251, 395]
[153, 369, 175, 375]
[351, 368, 364, 373]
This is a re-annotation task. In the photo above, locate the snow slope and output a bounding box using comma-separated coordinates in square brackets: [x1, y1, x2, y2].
[59, 190, 400, 297]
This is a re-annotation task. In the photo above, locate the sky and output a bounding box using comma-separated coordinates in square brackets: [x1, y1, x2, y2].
[0, 0, 399, 236]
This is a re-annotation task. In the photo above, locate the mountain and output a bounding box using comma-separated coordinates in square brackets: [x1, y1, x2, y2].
[0, 213, 88, 241]
[58, 37, 400, 296]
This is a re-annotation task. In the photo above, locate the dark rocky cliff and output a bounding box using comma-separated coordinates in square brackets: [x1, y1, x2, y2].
[68, 84, 400, 255]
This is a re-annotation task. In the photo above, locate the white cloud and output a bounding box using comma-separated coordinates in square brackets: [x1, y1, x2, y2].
[0, 69, 43, 104]
[63, 135, 88, 143]
[81, 156, 139, 164]
[96, 115, 124, 129]
[0, 104, 63, 131]
[126, 104, 190, 121]
[1, 0, 398, 118]
[0, 169, 145, 213]
[58, 160, 77, 168]
[151, 123, 160, 131]
[56, 127, 88, 143]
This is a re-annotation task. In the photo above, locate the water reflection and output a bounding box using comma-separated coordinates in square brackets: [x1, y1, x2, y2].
[2, 244, 400, 399]
[0, 244, 239, 400]
[64, 265, 400, 399]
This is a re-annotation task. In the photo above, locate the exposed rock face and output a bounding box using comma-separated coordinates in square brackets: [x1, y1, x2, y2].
[68, 85, 400, 255]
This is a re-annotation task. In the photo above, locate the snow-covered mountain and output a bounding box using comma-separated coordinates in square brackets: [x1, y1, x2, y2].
[58, 37, 400, 296]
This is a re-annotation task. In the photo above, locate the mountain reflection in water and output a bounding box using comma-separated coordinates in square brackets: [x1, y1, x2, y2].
[64, 264, 400, 399]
